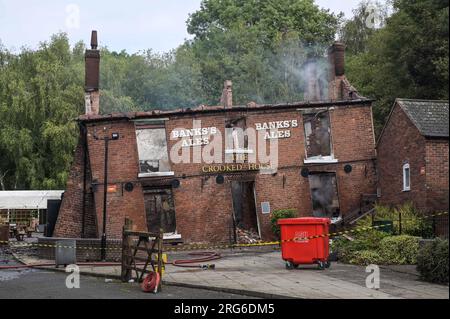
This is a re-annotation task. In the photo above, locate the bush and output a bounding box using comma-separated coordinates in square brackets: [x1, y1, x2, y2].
[331, 230, 389, 264]
[270, 209, 297, 239]
[356, 202, 434, 238]
[349, 250, 384, 266]
[417, 239, 449, 284]
[379, 235, 420, 265]
[332, 233, 420, 265]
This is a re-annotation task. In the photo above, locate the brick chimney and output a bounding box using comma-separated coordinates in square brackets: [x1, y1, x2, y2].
[220, 80, 233, 108]
[85, 31, 100, 115]
[328, 42, 346, 100]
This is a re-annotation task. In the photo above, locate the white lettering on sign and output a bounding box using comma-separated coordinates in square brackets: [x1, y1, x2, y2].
[255, 120, 298, 140]
[171, 126, 218, 148]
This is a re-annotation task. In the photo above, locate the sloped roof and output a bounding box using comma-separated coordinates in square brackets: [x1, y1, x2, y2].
[0, 191, 63, 210]
[397, 99, 449, 138]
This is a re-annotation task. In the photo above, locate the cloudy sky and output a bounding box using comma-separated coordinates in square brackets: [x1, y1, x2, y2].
[0, 0, 363, 53]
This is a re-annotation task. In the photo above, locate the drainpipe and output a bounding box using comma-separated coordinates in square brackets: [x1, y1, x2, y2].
[81, 123, 88, 238]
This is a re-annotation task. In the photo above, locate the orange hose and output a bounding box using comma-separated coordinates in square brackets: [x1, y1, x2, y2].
[141, 272, 161, 293]
[171, 252, 221, 268]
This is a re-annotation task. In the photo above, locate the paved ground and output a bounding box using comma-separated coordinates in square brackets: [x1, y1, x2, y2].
[6, 245, 448, 299]
[0, 268, 257, 299]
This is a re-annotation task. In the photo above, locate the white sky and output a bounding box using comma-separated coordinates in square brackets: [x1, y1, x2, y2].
[0, 0, 364, 53]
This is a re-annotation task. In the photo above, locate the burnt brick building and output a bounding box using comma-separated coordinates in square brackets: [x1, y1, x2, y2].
[53, 33, 378, 244]
[377, 99, 449, 236]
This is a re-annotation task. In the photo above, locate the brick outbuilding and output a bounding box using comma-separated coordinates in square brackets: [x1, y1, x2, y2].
[376, 99, 449, 236]
[53, 33, 378, 245]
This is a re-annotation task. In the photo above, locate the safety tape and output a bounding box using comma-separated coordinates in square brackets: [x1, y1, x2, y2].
[1, 211, 447, 252]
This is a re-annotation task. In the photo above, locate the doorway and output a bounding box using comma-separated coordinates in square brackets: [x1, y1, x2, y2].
[308, 172, 340, 218]
[231, 181, 260, 243]
[143, 187, 176, 234]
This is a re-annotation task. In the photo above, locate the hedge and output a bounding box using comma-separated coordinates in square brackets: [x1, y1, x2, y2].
[417, 239, 449, 284]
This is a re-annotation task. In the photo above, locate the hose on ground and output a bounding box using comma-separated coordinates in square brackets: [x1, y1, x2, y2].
[170, 251, 221, 269]
[0, 252, 222, 270]
[141, 271, 161, 293]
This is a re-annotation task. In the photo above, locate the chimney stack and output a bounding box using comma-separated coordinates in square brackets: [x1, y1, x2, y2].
[328, 42, 346, 100]
[220, 80, 233, 108]
[85, 31, 100, 115]
[329, 41, 345, 77]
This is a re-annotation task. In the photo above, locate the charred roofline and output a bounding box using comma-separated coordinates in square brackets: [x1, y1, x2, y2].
[77, 98, 374, 124]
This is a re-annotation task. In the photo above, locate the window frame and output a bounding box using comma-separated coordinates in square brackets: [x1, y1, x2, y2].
[302, 110, 337, 163]
[135, 120, 173, 178]
[402, 163, 411, 192]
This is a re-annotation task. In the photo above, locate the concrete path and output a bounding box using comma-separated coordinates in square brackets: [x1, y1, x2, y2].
[8, 248, 449, 299]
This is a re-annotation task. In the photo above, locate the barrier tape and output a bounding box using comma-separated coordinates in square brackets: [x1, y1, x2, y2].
[1, 211, 448, 252]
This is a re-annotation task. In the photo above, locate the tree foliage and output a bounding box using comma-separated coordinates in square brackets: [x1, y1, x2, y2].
[0, 34, 84, 190]
[187, 0, 341, 104]
[342, 0, 449, 135]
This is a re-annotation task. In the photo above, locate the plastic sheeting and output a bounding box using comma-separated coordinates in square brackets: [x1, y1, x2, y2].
[0, 191, 63, 210]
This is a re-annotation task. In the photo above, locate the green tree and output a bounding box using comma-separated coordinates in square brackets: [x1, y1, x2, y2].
[344, 0, 449, 135]
[0, 33, 84, 190]
[339, 1, 391, 55]
[186, 0, 342, 105]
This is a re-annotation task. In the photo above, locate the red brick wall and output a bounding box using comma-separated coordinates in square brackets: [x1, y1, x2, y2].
[86, 121, 147, 239]
[425, 139, 449, 212]
[54, 131, 97, 238]
[377, 104, 428, 210]
[55, 103, 377, 243]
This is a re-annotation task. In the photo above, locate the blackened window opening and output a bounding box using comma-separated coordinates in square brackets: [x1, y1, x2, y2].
[226, 117, 250, 163]
[303, 112, 332, 158]
[135, 122, 171, 174]
[308, 172, 340, 218]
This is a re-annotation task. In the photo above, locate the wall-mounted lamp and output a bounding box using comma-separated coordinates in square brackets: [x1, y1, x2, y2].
[216, 175, 225, 184]
[344, 164, 353, 174]
[301, 168, 310, 178]
[171, 179, 181, 189]
[124, 182, 134, 192]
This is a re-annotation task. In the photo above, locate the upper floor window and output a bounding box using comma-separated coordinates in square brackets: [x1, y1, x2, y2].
[403, 163, 411, 191]
[225, 117, 253, 163]
[303, 111, 336, 163]
[135, 120, 173, 178]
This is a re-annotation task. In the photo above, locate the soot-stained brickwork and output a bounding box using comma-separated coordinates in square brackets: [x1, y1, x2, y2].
[54, 37, 379, 244]
[54, 100, 378, 243]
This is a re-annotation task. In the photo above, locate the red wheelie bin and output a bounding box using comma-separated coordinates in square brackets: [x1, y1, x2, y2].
[277, 217, 331, 270]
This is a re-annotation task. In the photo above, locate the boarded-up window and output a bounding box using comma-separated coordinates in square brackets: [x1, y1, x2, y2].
[226, 118, 248, 150]
[303, 112, 331, 158]
[135, 123, 171, 175]
[225, 117, 250, 163]
[308, 172, 340, 218]
[144, 188, 176, 234]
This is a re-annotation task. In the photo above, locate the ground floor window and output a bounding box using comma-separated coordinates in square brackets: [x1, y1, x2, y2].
[308, 172, 340, 219]
[143, 187, 177, 235]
